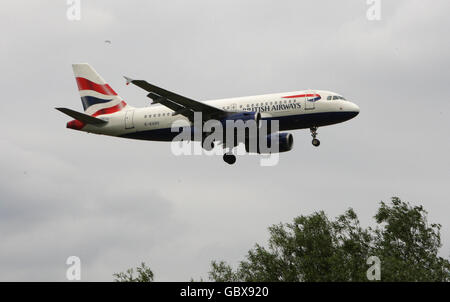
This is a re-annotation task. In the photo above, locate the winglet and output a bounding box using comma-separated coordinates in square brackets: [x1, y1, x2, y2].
[124, 76, 134, 86]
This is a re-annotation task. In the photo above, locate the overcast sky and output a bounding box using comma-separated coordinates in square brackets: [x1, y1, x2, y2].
[0, 0, 449, 281]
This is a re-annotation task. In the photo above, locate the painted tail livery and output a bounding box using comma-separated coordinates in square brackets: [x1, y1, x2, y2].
[56, 63, 359, 164]
[56, 63, 130, 131]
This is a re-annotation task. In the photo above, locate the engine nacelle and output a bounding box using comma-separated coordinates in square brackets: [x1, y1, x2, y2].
[251, 132, 293, 154]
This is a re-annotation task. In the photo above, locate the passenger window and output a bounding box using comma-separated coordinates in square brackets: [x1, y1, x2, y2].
[327, 96, 332, 100]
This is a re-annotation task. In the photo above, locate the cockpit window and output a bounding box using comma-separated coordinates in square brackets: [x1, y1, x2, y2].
[331, 95, 347, 101]
[327, 96, 332, 100]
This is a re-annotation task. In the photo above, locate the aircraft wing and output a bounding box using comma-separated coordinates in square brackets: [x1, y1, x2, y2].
[124, 76, 226, 122]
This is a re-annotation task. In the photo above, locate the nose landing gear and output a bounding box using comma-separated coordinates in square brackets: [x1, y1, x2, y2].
[310, 127, 321, 147]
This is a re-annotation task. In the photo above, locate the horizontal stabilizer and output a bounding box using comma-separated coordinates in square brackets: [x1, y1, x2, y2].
[55, 107, 107, 125]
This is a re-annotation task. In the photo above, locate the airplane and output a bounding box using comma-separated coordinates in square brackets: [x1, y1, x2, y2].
[56, 63, 360, 165]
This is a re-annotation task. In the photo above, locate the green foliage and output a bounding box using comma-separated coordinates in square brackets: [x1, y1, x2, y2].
[113, 262, 154, 282]
[209, 197, 450, 282]
[208, 261, 241, 282]
[372, 197, 449, 281]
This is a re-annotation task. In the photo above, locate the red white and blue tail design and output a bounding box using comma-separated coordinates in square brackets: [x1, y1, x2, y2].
[72, 63, 128, 116]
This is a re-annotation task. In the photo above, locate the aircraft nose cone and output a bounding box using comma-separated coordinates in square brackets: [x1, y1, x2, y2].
[340, 102, 360, 120]
[349, 102, 360, 117]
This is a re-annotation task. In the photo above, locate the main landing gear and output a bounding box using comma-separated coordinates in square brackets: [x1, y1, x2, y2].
[310, 127, 321, 147]
[223, 153, 236, 165]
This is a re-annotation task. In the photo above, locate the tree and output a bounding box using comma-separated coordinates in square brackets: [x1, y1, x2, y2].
[209, 197, 450, 282]
[372, 197, 449, 281]
[113, 262, 154, 282]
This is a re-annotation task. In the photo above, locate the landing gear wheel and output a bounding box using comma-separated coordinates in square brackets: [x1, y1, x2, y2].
[310, 127, 320, 147]
[223, 154, 236, 165]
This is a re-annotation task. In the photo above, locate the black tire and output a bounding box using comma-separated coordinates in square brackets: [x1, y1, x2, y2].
[223, 154, 236, 165]
[312, 138, 321, 147]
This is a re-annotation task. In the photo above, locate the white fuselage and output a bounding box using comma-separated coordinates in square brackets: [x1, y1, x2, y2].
[79, 89, 359, 141]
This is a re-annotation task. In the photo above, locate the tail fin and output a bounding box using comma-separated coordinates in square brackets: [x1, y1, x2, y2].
[72, 63, 128, 116]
